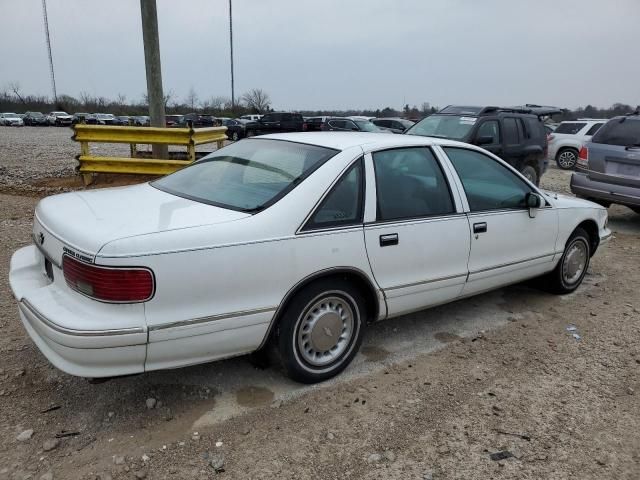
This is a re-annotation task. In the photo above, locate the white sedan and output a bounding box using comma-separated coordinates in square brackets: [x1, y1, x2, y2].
[10, 133, 610, 383]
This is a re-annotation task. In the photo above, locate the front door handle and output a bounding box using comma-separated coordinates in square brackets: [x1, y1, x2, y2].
[379, 233, 399, 247]
[473, 222, 487, 234]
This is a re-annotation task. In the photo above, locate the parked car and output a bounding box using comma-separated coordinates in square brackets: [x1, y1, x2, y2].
[571, 111, 640, 212]
[165, 115, 182, 127]
[93, 113, 117, 125]
[221, 118, 246, 141]
[114, 116, 131, 126]
[405, 105, 554, 185]
[244, 112, 306, 137]
[10, 132, 609, 383]
[133, 116, 150, 126]
[47, 111, 73, 126]
[72, 113, 98, 125]
[240, 114, 263, 121]
[1, 112, 25, 126]
[372, 117, 415, 134]
[23, 112, 48, 126]
[305, 116, 335, 132]
[322, 118, 386, 133]
[176, 113, 217, 127]
[547, 119, 607, 170]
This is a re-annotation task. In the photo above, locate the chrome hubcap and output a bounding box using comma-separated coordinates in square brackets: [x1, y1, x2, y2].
[562, 240, 587, 285]
[297, 296, 354, 367]
[559, 151, 577, 168]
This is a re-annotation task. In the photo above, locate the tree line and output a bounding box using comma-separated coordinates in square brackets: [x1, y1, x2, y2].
[0, 82, 637, 121]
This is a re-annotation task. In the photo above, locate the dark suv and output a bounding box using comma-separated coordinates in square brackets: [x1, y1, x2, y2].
[405, 105, 555, 185]
[570, 111, 640, 212]
[245, 112, 306, 137]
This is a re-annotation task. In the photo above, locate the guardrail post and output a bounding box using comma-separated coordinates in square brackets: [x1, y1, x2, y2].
[187, 120, 196, 162]
[128, 117, 137, 158]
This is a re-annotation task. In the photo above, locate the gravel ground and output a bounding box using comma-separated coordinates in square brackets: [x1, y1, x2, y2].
[0, 127, 639, 479]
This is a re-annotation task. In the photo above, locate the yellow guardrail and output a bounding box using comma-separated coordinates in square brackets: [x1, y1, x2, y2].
[72, 124, 227, 185]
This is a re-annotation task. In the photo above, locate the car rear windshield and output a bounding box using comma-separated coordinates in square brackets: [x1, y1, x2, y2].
[152, 139, 339, 212]
[405, 114, 476, 141]
[555, 122, 586, 134]
[591, 118, 640, 147]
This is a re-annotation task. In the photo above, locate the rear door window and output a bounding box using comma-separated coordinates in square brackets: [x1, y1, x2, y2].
[585, 123, 605, 136]
[591, 119, 640, 147]
[373, 147, 455, 221]
[555, 122, 587, 135]
[503, 118, 520, 145]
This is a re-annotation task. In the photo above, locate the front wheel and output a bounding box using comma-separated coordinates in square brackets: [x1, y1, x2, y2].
[556, 149, 578, 170]
[231, 131, 239, 141]
[542, 227, 591, 294]
[521, 165, 539, 186]
[277, 279, 366, 383]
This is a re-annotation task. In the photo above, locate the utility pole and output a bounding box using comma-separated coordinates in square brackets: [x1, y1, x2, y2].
[41, 0, 57, 105]
[140, 0, 167, 159]
[229, 0, 235, 111]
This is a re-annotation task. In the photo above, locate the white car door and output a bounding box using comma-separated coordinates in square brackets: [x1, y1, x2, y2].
[363, 146, 471, 318]
[439, 146, 559, 295]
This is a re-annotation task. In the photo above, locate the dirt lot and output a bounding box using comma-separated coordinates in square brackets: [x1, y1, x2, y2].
[0, 127, 639, 479]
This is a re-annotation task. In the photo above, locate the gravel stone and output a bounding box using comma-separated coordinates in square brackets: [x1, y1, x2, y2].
[42, 438, 60, 452]
[16, 429, 33, 442]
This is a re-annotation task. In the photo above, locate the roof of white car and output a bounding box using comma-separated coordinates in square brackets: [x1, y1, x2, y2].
[260, 132, 469, 151]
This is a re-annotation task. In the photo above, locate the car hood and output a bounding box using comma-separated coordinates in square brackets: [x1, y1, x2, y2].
[34, 183, 250, 261]
[542, 190, 605, 210]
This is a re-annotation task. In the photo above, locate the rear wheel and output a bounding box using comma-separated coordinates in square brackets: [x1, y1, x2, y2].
[542, 227, 591, 294]
[521, 164, 539, 186]
[556, 148, 578, 170]
[246, 130, 255, 138]
[277, 279, 366, 383]
[231, 131, 239, 141]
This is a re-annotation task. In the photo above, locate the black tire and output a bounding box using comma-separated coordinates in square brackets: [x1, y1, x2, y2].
[276, 278, 367, 384]
[246, 130, 255, 138]
[542, 227, 591, 294]
[231, 131, 239, 141]
[521, 164, 539, 186]
[556, 148, 579, 170]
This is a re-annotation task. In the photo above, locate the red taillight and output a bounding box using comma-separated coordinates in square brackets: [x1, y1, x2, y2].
[548, 134, 555, 142]
[577, 146, 589, 168]
[63, 255, 154, 303]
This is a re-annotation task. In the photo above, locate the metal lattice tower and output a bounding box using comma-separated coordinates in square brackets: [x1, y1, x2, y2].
[41, 0, 58, 104]
[229, 0, 235, 110]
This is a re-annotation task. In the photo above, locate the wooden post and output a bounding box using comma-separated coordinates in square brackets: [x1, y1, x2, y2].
[140, 0, 168, 159]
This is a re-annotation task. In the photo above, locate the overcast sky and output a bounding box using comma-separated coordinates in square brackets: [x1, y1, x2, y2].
[1, 0, 638, 111]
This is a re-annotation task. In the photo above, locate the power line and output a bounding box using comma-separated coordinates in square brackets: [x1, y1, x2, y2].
[41, 0, 57, 104]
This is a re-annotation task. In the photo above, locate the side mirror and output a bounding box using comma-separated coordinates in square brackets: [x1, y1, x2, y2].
[475, 135, 495, 146]
[525, 192, 543, 218]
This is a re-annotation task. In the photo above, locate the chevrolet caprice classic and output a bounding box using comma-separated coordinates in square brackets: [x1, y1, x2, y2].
[10, 133, 610, 383]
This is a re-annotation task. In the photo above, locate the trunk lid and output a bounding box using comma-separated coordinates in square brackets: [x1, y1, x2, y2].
[34, 183, 250, 264]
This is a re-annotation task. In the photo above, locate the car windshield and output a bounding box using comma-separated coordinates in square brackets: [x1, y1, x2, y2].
[591, 118, 640, 147]
[152, 139, 339, 212]
[405, 114, 476, 140]
[354, 120, 380, 132]
[52, 112, 67, 115]
[4, 113, 18, 118]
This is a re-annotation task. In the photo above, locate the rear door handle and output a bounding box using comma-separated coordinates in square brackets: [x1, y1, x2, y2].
[379, 233, 399, 247]
[473, 222, 487, 234]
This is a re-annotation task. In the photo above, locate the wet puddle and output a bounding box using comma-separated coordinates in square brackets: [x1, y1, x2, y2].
[434, 331, 462, 343]
[235, 386, 275, 407]
[361, 345, 390, 362]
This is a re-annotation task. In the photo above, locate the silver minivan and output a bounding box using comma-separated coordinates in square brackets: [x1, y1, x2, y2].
[571, 112, 640, 213]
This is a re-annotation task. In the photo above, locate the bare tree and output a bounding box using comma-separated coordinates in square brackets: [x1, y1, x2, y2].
[204, 96, 229, 112]
[116, 93, 127, 106]
[185, 87, 199, 111]
[241, 88, 271, 113]
[9, 82, 26, 104]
